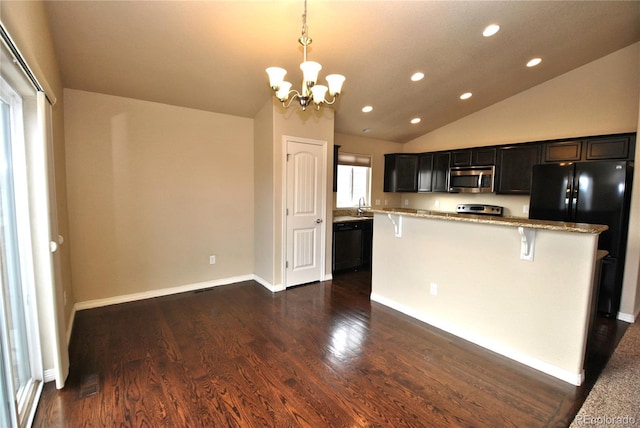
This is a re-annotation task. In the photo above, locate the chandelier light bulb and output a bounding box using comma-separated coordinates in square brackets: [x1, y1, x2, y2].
[311, 85, 328, 104]
[326, 74, 346, 96]
[300, 61, 322, 85]
[276, 81, 293, 101]
[266, 67, 286, 90]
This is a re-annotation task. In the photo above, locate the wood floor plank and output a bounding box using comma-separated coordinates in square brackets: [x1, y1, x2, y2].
[34, 271, 627, 427]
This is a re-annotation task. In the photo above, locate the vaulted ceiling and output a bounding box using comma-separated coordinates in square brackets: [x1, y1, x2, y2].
[44, 1, 640, 143]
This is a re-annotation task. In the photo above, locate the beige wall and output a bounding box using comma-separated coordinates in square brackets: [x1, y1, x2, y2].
[255, 99, 340, 289]
[253, 99, 276, 286]
[371, 213, 600, 384]
[1, 0, 73, 374]
[401, 42, 640, 319]
[621, 91, 640, 318]
[64, 89, 254, 303]
[272, 102, 335, 284]
[333, 133, 402, 210]
[404, 43, 639, 153]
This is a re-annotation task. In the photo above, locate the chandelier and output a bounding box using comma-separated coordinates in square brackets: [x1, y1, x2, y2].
[266, 0, 345, 111]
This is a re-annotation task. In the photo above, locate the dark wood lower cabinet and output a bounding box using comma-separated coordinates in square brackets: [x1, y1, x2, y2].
[333, 220, 372, 273]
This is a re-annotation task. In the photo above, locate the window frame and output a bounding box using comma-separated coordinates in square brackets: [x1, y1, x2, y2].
[335, 152, 372, 209]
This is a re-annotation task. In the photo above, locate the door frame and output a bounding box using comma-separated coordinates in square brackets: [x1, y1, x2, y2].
[281, 135, 328, 288]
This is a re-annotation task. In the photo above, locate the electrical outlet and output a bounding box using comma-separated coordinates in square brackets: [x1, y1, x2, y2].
[384, 200, 388, 206]
[435, 200, 440, 208]
[430, 282, 438, 296]
[209, 255, 216, 265]
[523, 204, 529, 214]
[404, 199, 409, 206]
[375, 199, 381, 206]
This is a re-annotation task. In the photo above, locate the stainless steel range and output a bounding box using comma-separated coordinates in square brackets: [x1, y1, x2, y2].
[456, 204, 504, 216]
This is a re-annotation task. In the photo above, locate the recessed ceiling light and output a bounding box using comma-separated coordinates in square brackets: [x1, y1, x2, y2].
[527, 57, 542, 67]
[411, 72, 425, 82]
[362, 105, 373, 113]
[483, 24, 500, 37]
[410, 117, 421, 124]
[460, 92, 473, 100]
[362, 128, 372, 133]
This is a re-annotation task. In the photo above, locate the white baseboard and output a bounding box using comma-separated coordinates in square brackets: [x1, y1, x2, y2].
[617, 311, 635, 323]
[252, 275, 285, 292]
[75, 274, 255, 311]
[43, 368, 56, 383]
[370, 293, 585, 386]
[66, 305, 76, 345]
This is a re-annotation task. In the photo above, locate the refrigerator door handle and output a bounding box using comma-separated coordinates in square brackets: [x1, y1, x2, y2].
[570, 176, 580, 221]
[564, 172, 576, 221]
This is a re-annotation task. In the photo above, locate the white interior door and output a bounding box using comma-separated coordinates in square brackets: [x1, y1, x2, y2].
[285, 139, 326, 287]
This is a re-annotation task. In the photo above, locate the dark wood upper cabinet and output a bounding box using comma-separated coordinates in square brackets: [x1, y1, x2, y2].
[472, 148, 497, 166]
[450, 147, 496, 167]
[585, 135, 632, 160]
[382, 133, 634, 194]
[432, 152, 450, 192]
[417, 153, 434, 193]
[496, 145, 540, 194]
[543, 140, 582, 162]
[333, 145, 340, 192]
[384, 154, 418, 192]
[450, 150, 472, 167]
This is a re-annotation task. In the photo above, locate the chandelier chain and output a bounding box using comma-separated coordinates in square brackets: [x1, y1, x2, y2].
[301, 0, 308, 38]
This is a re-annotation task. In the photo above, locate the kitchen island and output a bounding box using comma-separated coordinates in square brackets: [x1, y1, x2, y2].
[366, 207, 607, 385]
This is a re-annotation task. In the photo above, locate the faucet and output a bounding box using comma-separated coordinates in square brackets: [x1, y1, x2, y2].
[358, 197, 366, 216]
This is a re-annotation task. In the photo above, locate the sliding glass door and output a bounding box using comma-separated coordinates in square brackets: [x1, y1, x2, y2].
[0, 76, 42, 427]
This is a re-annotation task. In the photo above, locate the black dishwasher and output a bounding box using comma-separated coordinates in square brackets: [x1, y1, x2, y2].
[332, 220, 373, 273]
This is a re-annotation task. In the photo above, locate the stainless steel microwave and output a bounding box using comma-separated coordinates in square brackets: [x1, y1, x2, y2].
[448, 166, 495, 193]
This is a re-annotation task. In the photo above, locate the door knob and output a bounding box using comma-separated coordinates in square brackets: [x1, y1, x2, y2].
[315, 219, 323, 224]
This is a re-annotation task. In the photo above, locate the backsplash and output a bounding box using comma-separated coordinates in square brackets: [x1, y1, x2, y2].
[401, 193, 531, 218]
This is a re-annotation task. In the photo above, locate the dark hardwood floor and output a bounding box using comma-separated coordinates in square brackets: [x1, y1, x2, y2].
[34, 271, 627, 427]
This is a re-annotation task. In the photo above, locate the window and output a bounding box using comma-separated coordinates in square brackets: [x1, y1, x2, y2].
[0, 64, 43, 428]
[336, 152, 371, 208]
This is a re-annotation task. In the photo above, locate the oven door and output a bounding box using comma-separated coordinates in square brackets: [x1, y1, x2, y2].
[448, 166, 495, 193]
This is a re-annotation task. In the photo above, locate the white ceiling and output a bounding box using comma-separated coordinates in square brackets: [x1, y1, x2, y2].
[44, 1, 640, 143]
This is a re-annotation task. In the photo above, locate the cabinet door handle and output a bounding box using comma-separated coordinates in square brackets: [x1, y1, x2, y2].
[315, 218, 323, 224]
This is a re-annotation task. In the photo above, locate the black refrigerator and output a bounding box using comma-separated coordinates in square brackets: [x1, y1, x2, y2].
[529, 161, 634, 317]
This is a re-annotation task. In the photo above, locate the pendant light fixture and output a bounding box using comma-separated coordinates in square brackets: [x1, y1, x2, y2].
[266, 0, 345, 111]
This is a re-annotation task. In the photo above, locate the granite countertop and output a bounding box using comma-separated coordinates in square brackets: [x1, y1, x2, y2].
[333, 215, 374, 223]
[364, 207, 608, 234]
[333, 208, 374, 223]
